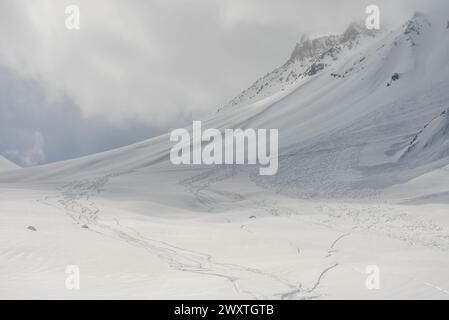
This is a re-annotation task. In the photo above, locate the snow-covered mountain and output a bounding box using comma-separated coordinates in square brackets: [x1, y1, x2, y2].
[3, 8, 448, 200]
[220, 22, 379, 110]
[2, 4, 449, 299]
[0, 155, 19, 172]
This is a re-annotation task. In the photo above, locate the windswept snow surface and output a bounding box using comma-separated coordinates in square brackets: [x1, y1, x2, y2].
[2, 6, 449, 299]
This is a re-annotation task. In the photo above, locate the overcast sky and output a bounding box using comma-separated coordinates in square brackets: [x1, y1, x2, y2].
[0, 0, 436, 166]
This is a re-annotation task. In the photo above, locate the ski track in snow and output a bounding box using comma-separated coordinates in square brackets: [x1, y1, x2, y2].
[181, 166, 449, 296]
[27, 161, 449, 299]
[190, 164, 449, 252]
[37, 172, 341, 300]
[314, 204, 449, 251]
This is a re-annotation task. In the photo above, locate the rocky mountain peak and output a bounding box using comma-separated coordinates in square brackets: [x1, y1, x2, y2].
[341, 21, 376, 43]
[289, 35, 338, 62]
[221, 21, 381, 110]
[289, 21, 377, 63]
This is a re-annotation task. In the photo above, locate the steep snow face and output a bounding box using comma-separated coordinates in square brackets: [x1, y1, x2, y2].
[220, 22, 379, 110]
[0, 156, 19, 172]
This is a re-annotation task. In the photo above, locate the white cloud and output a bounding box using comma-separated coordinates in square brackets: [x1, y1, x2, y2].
[0, 0, 433, 127]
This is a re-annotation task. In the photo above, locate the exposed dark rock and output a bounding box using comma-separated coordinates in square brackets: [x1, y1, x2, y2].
[27, 226, 37, 231]
[387, 73, 400, 87]
[307, 63, 326, 76]
[331, 73, 344, 78]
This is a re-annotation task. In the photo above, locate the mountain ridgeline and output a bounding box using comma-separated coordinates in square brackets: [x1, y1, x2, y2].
[220, 22, 378, 110]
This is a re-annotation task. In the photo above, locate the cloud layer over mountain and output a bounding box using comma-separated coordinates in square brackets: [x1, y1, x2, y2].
[0, 0, 439, 165]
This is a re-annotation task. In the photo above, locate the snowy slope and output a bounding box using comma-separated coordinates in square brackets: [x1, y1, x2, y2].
[1, 4, 449, 299]
[401, 108, 449, 164]
[0, 155, 19, 172]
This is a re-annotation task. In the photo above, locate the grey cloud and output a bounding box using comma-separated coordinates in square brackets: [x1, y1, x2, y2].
[6, 131, 45, 167]
[0, 0, 433, 125]
[0, 65, 183, 166]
